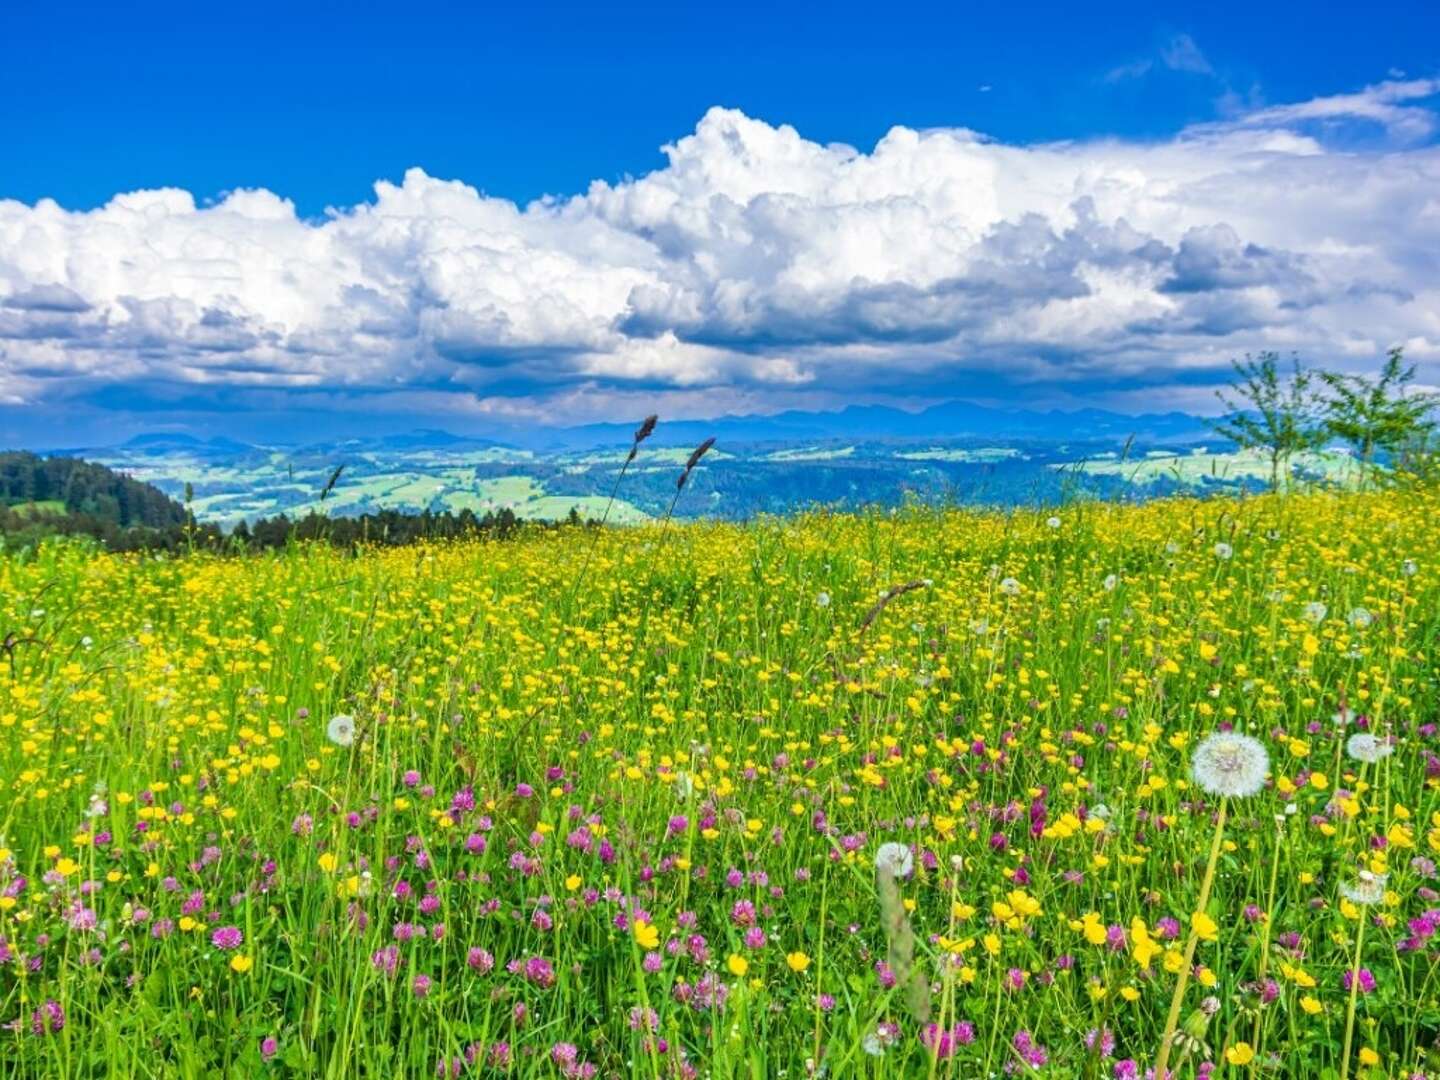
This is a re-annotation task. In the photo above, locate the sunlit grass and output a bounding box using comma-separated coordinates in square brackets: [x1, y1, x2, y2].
[0, 487, 1437, 1077]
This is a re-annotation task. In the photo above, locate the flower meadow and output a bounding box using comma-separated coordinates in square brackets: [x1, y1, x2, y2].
[2, 488, 1440, 1078]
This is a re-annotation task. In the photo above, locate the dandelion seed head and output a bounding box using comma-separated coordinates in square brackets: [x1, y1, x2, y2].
[874, 842, 914, 878]
[1190, 731, 1269, 798]
[673, 772, 695, 800]
[1345, 733, 1393, 764]
[327, 714, 356, 747]
[1340, 872, 1388, 906]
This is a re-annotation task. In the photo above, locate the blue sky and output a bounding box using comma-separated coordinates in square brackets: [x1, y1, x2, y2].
[1, 2, 1438, 446]
[5, 1, 1436, 214]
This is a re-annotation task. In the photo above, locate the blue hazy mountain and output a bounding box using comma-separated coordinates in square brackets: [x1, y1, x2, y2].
[33, 394, 1329, 530]
[543, 401, 1207, 450]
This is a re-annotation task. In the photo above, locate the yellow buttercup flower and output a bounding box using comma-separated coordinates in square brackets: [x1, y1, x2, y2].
[1224, 1042, 1255, 1066]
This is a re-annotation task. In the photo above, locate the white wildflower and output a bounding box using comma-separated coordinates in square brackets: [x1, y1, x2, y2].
[874, 842, 914, 878]
[1345, 733, 1393, 764]
[1190, 731, 1269, 798]
[674, 771, 695, 800]
[1339, 870, 1388, 906]
[326, 714, 356, 747]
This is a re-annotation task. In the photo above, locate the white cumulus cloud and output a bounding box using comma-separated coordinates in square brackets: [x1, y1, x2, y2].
[2, 77, 1439, 423]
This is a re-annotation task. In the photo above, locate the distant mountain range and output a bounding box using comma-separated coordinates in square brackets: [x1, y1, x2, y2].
[8, 397, 1261, 528]
[547, 401, 1207, 451]
[57, 399, 1211, 460]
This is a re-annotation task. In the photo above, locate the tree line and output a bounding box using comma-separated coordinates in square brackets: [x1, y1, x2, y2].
[0, 503, 593, 554]
[1209, 347, 1437, 489]
[0, 452, 188, 528]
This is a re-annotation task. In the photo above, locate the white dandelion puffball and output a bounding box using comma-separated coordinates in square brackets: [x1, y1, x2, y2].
[1402, 559, 1418, 577]
[1303, 601, 1328, 625]
[326, 714, 356, 747]
[1345, 733, 1393, 764]
[874, 842, 914, 878]
[1102, 574, 1119, 592]
[1339, 871, 1388, 906]
[1347, 607, 1373, 629]
[1213, 542, 1233, 560]
[1190, 731, 1269, 798]
[1046, 516, 1061, 530]
[999, 577, 1021, 596]
[815, 591, 831, 608]
[1164, 540, 1181, 555]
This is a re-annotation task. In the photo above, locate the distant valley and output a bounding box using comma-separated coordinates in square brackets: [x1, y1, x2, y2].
[58, 401, 1361, 526]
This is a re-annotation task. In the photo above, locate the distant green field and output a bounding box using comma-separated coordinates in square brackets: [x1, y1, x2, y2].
[1056, 447, 1362, 486]
[764, 445, 856, 461]
[897, 447, 1025, 463]
[4, 499, 66, 516]
[84, 434, 1369, 533]
[560, 446, 732, 465]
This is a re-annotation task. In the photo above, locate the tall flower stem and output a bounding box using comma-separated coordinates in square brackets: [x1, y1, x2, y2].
[562, 455, 632, 619]
[1253, 815, 1285, 1054]
[1154, 798, 1228, 1080]
[1339, 911, 1368, 1080]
